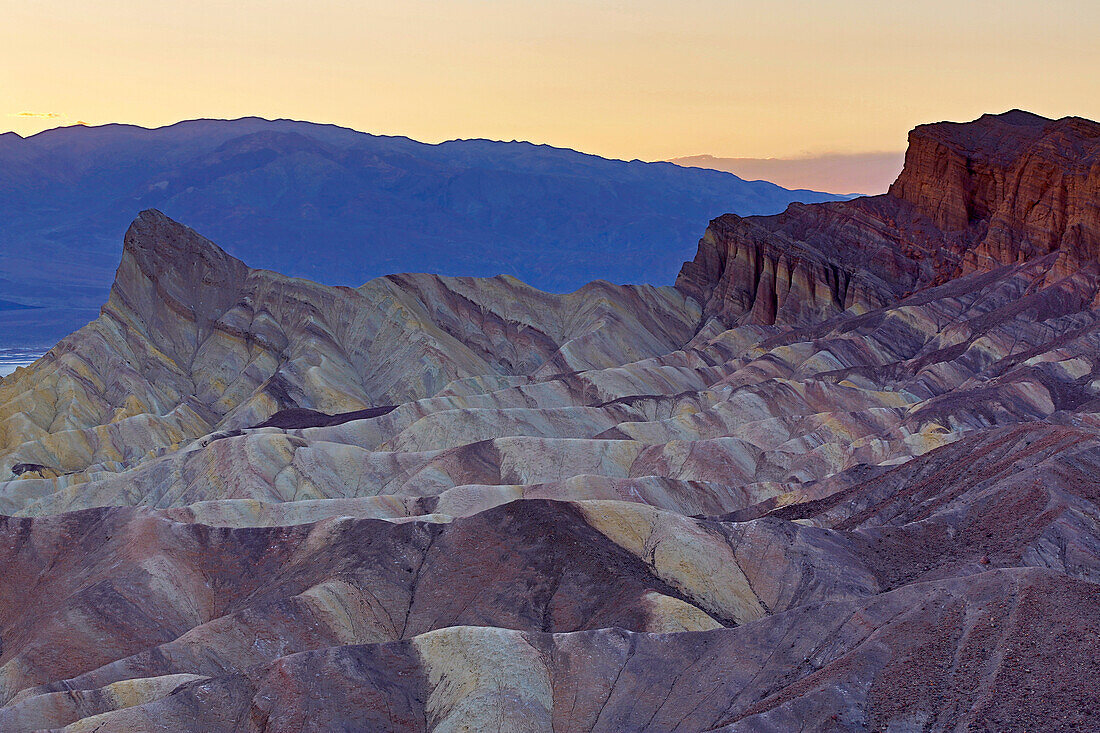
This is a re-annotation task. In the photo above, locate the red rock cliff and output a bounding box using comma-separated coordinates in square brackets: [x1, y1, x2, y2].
[678, 110, 1100, 326]
[890, 110, 1100, 271]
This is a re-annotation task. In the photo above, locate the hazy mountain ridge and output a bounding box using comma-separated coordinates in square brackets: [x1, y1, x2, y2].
[0, 118, 842, 346]
[670, 151, 905, 195]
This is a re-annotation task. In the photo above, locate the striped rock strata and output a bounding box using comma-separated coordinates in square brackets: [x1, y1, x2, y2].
[0, 111, 1098, 731]
[678, 110, 1100, 325]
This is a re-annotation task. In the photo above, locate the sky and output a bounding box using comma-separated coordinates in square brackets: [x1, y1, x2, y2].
[3, 0, 1098, 162]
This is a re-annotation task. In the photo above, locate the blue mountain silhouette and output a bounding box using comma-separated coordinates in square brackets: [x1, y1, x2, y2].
[0, 118, 843, 346]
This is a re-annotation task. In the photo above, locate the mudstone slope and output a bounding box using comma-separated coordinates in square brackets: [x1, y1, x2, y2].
[1, 110, 1098, 731]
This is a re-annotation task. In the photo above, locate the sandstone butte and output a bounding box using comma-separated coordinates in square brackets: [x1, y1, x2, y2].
[0, 109, 1098, 731]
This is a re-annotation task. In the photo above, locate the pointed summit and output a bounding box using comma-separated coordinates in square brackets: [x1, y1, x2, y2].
[114, 209, 249, 317]
[104, 210, 252, 365]
[122, 208, 247, 277]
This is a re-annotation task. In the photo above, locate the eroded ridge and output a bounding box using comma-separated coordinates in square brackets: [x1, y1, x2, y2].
[1, 111, 1098, 731]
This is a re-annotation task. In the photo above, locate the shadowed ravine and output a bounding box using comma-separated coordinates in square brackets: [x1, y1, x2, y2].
[0, 110, 1098, 731]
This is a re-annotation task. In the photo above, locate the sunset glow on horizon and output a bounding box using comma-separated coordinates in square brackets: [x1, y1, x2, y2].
[3, 0, 1098, 162]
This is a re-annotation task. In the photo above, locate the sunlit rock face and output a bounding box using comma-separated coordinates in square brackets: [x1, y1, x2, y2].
[1, 111, 1099, 731]
[678, 109, 1100, 325]
[892, 111, 1100, 273]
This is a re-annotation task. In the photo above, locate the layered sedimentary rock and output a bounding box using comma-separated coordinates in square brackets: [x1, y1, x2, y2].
[678, 109, 1100, 325]
[892, 110, 1100, 272]
[0, 209, 700, 478]
[1, 111, 1098, 731]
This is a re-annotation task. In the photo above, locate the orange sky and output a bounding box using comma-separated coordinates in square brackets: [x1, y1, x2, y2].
[3, 1, 1098, 161]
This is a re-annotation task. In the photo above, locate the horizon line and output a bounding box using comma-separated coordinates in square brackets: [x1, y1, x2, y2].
[0, 114, 916, 166]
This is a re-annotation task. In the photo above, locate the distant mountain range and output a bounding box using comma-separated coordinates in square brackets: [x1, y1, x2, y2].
[0, 118, 843, 346]
[669, 151, 905, 195]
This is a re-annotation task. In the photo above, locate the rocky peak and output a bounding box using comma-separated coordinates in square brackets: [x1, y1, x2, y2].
[106, 209, 250, 357]
[677, 110, 1100, 326]
[889, 110, 1100, 270]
